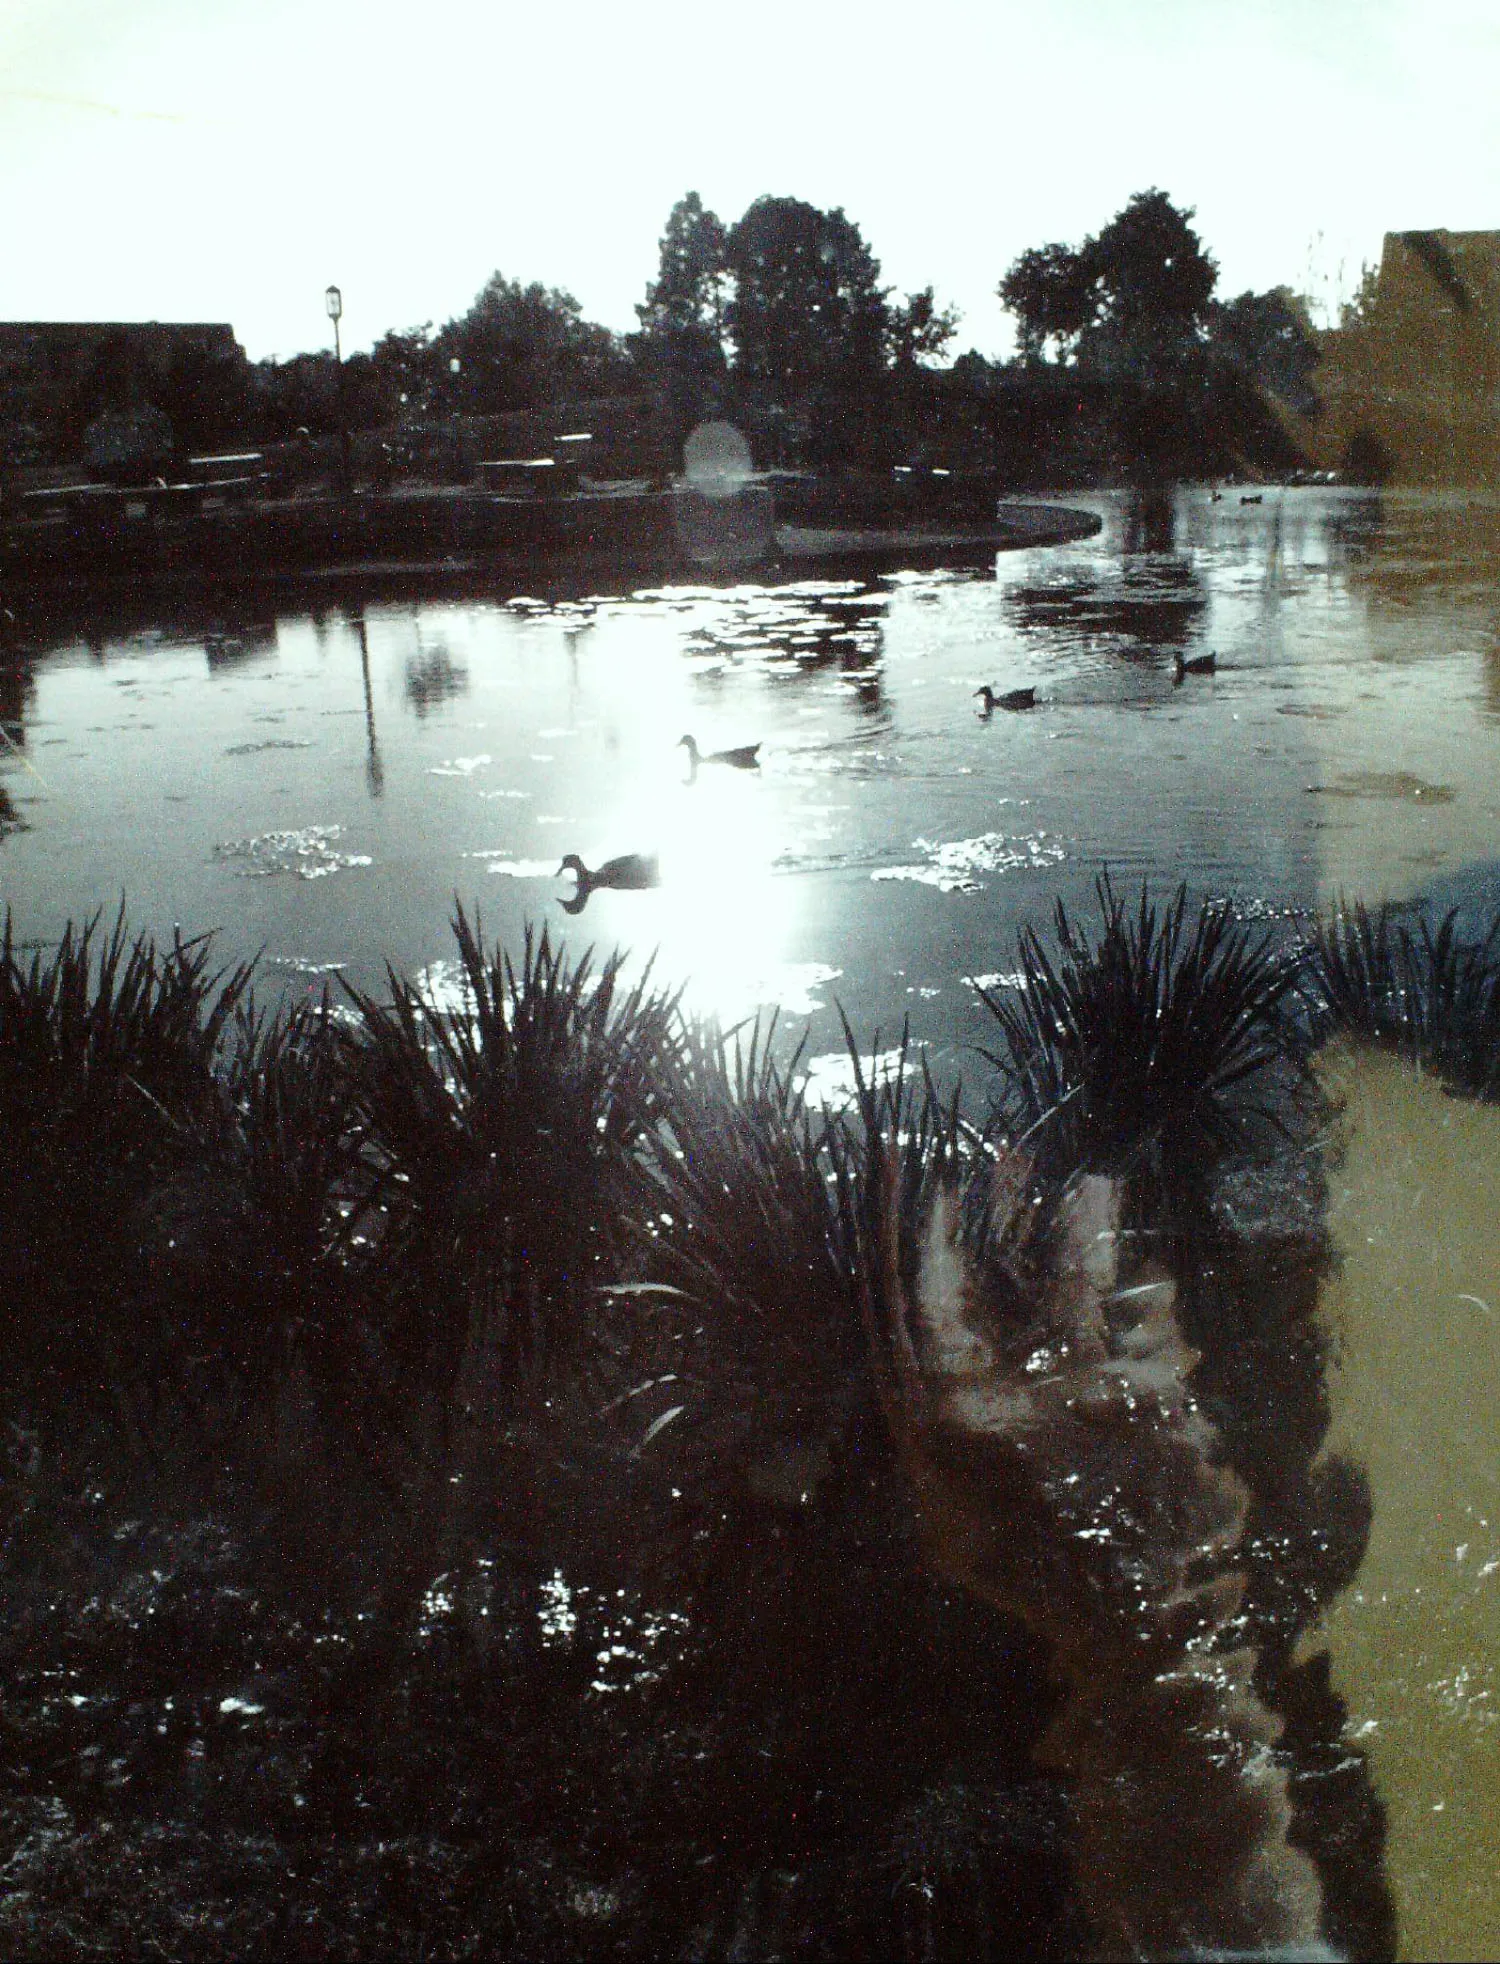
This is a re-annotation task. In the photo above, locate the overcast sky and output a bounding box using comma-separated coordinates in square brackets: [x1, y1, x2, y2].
[1, 0, 1495, 362]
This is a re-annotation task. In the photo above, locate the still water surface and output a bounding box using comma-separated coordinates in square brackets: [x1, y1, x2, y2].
[4, 486, 1500, 1060]
[5, 484, 1500, 1956]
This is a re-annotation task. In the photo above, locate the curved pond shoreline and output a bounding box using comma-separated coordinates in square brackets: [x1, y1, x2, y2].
[0, 487, 1100, 595]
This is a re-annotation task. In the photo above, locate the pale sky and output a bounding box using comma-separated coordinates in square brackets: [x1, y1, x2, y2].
[1, 0, 1496, 362]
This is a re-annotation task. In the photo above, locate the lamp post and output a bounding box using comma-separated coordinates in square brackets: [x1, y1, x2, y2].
[325, 283, 352, 496]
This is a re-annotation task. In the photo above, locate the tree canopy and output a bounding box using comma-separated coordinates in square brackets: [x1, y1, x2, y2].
[435, 273, 631, 415]
[887, 287, 960, 370]
[725, 196, 889, 396]
[999, 189, 1219, 379]
[1212, 287, 1321, 417]
[998, 243, 1098, 362]
[637, 192, 729, 360]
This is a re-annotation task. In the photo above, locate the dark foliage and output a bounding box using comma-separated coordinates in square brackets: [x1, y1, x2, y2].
[344, 908, 682, 1391]
[0, 894, 1419, 1958]
[975, 876, 1303, 1189]
[644, 1015, 853, 1351]
[1306, 899, 1500, 1098]
[0, 907, 248, 1172]
[173, 992, 380, 1390]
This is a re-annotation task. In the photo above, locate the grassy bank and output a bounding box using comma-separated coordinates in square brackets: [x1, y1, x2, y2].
[5, 885, 1491, 1956]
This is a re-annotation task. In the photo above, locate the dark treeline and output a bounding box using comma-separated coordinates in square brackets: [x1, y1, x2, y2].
[0, 188, 1321, 486]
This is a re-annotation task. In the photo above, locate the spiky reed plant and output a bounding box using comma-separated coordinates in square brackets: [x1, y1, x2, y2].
[645, 1016, 838, 1317]
[1308, 899, 1500, 1098]
[638, 1014, 862, 1442]
[0, 908, 253, 1418]
[975, 875, 1303, 1190]
[150, 990, 378, 1396]
[824, 1016, 972, 1297]
[344, 906, 683, 1395]
[0, 906, 250, 1178]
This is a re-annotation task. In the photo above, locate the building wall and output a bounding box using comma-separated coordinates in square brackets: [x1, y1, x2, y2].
[1300, 231, 1500, 485]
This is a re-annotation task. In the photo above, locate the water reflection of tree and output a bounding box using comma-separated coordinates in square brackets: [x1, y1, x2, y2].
[1164, 1187, 1395, 1959]
[0, 780, 22, 834]
[1122, 485, 1177, 555]
[354, 614, 385, 797]
[0, 653, 35, 745]
[203, 622, 277, 671]
[1005, 558, 1207, 655]
[1324, 495, 1386, 568]
[682, 588, 889, 702]
[403, 642, 471, 716]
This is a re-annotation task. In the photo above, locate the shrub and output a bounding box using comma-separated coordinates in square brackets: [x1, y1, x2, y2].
[1307, 900, 1500, 1099]
[975, 876, 1302, 1189]
[344, 906, 682, 1394]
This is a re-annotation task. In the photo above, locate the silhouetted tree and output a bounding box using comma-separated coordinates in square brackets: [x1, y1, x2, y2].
[638, 192, 730, 362]
[999, 243, 1098, 362]
[252, 354, 340, 441]
[999, 190, 1220, 479]
[371, 324, 440, 419]
[1338, 263, 1381, 331]
[1212, 288, 1321, 419]
[435, 273, 632, 416]
[884, 287, 962, 466]
[726, 196, 888, 463]
[886, 287, 960, 370]
[636, 192, 731, 440]
[1085, 190, 1218, 380]
[1000, 191, 1217, 381]
[155, 334, 254, 453]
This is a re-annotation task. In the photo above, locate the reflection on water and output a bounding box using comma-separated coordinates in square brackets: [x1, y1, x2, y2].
[881, 1172, 1341, 1958]
[1005, 556, 1207, 660]
[1311, 1045, 1500, 1962]
[404, 638, 470, 716]
[2, 488, 1497, 1056]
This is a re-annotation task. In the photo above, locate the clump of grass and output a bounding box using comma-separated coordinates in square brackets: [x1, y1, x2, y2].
[0, 906, 251, 1179]
[640, 1014, 861, 1434]
[344, 906, 683, 1394]
[645, 1015, 841, 1322]
[0, 908, 253, 1420]
[975, 876, 1303, 1189]
[147, 991, 378, 1399]
[1308, 899, 1500, 1098]
[825, 1016, 975, 1305]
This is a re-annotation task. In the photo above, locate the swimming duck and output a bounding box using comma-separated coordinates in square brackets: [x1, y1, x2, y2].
[556, 851, 660, 913]
[678, 733, 762, 774]
[1173, 652, 1217, 684]
[975, 684, 1037, 716]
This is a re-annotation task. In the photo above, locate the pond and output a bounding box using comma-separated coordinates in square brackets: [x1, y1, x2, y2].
[5, 486, 1498, 1075]
[5, 483, 1500, 1958]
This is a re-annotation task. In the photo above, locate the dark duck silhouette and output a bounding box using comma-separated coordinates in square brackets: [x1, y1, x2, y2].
[557, 851, 660, 913]
[1173, 651, 1217, 685]
[678, 733, 761, 776]
[975, 684, 1037, 717]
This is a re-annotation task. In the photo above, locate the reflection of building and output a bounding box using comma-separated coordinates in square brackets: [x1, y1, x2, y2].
[1301, 231, 1500, 485]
